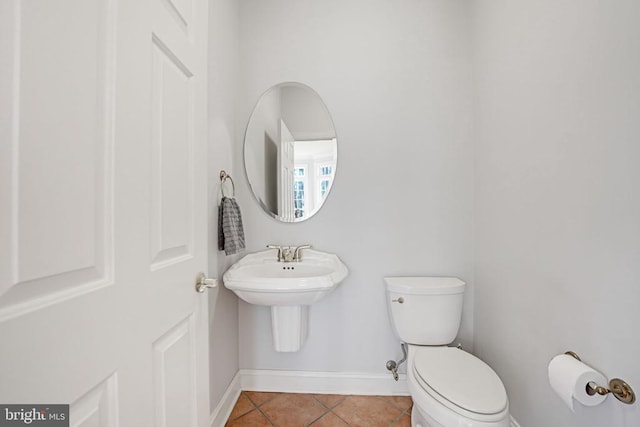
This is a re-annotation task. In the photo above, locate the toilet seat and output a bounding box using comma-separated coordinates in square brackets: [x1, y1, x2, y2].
[412, 346, 508, 419]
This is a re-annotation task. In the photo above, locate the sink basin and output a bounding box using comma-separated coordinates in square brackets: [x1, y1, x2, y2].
[223, 249, 348, 305]
[223, 248, 348, 351]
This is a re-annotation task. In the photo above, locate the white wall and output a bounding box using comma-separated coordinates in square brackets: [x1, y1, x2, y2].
[473, 1, 640, 425]
[207, 0, 241, 412]
[280, 85, 335, 140]
[236, 0, 475, 374]
[210, 1, 640, 423]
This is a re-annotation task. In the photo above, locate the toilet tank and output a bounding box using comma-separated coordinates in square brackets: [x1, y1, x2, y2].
[385, 277, 465, 345]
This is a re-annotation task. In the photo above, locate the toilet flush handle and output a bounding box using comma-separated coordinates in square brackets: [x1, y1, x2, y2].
[392, 297, 404, 304]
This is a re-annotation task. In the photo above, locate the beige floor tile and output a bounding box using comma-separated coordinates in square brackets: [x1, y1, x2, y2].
[309, 411, 349, 426]
[244, 391, 280, 407]
[226, 391, 414, 427]
[226, 393, 255, 422]
[391, 413, 412, 427]
[226, 409, 272, 427]
[260, 393, 328, 427]
[332, 395, 403, 427]
[379, 395, 413, 411]
[312, 394, 348, 409]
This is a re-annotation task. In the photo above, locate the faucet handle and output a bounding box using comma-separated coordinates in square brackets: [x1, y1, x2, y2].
[266, 245, 283, 261]
[293, 244, 312, 261]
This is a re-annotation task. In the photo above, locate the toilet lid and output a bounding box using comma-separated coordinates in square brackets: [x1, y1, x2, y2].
[413, 346, 507, 415]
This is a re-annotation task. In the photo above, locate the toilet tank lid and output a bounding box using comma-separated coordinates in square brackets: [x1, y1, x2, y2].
[384, 277, 465, 295]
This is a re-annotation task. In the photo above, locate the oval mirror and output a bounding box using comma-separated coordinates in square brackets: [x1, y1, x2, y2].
[244, 83, 338, 222]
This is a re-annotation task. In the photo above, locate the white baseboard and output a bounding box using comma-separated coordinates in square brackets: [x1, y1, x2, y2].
[510, 415, 522, 427]
[209, 371, 241, 427]
[239, 369, 410, 396]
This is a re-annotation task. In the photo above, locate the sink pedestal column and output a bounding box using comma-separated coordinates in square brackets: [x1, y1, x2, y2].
[271, 305, 309, 352]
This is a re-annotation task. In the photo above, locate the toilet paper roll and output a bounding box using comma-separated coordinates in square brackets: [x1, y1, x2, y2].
[548, 354, 608, 412]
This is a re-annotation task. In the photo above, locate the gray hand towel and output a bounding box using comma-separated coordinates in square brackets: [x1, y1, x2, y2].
[218, 197, 245, 255]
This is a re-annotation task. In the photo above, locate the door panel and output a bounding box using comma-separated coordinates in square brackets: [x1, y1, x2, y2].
[278, 119, 295, 222]
[0, 0, 210, 425]
[0, 0, 114, 321]
[150, 37, 194, 270]
[152, 316, 197, 427]
[70, 374, 118, 427]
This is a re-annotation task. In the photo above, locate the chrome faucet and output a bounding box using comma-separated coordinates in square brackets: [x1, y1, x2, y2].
[266, 244, 311, 262]
[266, 245, 284, 261]
[293, 245, 311, 261]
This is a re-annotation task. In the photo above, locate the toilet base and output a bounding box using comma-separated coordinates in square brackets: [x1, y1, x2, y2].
[411, 405, 443, 427]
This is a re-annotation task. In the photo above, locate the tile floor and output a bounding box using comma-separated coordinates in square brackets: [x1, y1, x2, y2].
[226, 391, 413, 427]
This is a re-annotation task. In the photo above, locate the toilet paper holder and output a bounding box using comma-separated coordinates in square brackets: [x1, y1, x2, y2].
[564, 351, 636, 404]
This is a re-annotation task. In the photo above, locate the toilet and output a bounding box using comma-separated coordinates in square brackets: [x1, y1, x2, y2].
[385, 277, 510, 427]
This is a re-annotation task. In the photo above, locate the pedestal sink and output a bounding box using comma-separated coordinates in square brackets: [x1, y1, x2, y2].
[223, 248, 348, 352]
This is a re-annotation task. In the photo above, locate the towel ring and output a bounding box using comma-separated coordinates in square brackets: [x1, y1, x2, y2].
[220, 170, 235, 198]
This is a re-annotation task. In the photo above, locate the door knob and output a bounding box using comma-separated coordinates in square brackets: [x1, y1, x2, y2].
[195, 273, 217, 293]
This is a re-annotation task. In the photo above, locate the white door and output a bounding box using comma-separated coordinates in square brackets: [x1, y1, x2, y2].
[0, 0, 211, 426]
[278, 119, 295, 222]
